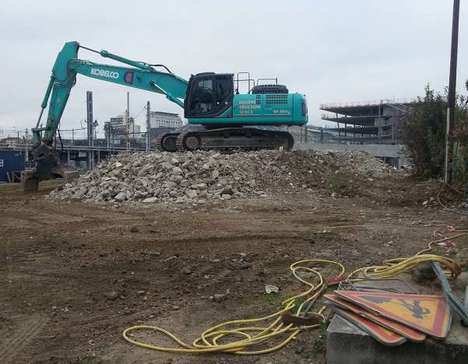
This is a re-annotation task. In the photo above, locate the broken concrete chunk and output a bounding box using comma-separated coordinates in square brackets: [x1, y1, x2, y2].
[172, 166, 183, 175]
[185, 190, 198, 199]
[114, 191, 128, 202]
[265, 284, 280, 294]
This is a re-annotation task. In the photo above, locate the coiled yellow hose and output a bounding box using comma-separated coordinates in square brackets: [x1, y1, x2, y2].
[123, 259, 345, 355]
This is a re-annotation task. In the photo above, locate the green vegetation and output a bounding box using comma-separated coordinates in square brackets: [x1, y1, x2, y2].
[401, 82, 468, 182]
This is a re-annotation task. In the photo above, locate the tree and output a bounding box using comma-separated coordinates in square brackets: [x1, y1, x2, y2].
[401, 86, 446, 178]
[402, 84, 468, 181]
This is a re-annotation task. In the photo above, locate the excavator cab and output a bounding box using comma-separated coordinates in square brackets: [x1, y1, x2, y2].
[184, 73, 234, 118]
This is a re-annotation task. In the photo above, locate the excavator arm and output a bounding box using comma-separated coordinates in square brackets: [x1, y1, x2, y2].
[25, 41, 188, 192]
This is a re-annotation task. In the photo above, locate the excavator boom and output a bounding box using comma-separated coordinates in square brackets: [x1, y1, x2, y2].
[33, 41, 187, 145]
[25, 41, 188, 192]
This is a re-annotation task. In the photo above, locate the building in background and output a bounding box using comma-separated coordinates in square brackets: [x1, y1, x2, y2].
[149, 111, 183, 138]
[320, 100, 415, 144]
[104, 115, 141, 146]
[0, 137, 23, 148]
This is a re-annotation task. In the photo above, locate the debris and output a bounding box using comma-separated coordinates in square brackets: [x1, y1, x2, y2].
[210, 293, 228, 303]
[49, 150, 397, 205]
[114, 191, 127, 202]
[265, 284, 280, 294]
[182, 266, 192, 275]
[238, 262, 252, 270]
[103, 291, 119, 301]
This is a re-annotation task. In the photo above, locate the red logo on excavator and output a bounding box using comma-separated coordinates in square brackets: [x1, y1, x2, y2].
[124, 71, 134, 84]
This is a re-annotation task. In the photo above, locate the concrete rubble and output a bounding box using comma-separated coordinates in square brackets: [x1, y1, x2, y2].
[49, 150, 396, 205]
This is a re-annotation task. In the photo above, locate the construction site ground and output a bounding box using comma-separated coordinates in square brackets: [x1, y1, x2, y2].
[1, 176, 467, 364]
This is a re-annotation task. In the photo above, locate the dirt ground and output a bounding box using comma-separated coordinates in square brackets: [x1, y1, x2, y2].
[1, 176, 467, 364]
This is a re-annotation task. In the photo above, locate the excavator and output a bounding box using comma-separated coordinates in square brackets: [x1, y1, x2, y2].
[24, 41, 308, 192]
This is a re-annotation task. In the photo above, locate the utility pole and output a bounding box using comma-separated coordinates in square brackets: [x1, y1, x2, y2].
[24, 128, 29, 162]
[444, 0, 460, 184]
[94, 120, 98, 142]
[86, 91, 94, 169]
[146, 101, 151, 152]
[125, 91, 130, 151]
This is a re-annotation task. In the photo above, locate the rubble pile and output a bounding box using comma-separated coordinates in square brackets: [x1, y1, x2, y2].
[49, 150, 396, 204]
[336, 151, 394, 177]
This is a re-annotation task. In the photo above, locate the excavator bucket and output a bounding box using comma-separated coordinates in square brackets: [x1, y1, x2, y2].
[22, 170, 40, 193]
[23, 143, 65, 193]
[21, 165, 65, 193]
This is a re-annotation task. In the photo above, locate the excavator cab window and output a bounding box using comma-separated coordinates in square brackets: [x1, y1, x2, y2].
[185, 73, 233, 118]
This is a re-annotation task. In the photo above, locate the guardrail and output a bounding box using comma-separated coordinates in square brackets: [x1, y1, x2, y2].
[1, 142, 146, 153]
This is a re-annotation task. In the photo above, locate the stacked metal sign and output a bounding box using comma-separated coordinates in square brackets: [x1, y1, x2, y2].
[325, 290, 451, 345]
[324, 250, 468, 346]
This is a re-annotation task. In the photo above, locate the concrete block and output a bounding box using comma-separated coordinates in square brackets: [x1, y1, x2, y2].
[327, 313, 468, 364]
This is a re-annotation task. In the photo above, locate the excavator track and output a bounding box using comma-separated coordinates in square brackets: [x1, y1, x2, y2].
[155, 132, 179, 152]
[174, 127, 294, 152]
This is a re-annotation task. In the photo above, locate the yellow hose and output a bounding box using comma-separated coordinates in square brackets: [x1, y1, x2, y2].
[122, 246, 462, 355]
[123, 259, 344, 355]
[347, 242, 462, 280]
[360, 254, 460, 280]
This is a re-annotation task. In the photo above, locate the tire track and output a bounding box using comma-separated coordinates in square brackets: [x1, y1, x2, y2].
[0, 314, 48, 364]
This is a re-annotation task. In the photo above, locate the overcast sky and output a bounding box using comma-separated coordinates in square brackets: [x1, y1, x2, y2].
[0, 0, 467, 137]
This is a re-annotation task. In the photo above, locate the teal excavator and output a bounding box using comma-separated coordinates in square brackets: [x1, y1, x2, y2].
[25, 41, 308, 191]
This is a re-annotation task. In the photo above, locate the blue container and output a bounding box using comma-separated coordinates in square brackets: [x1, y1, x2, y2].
[0, 150, 25, 182]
